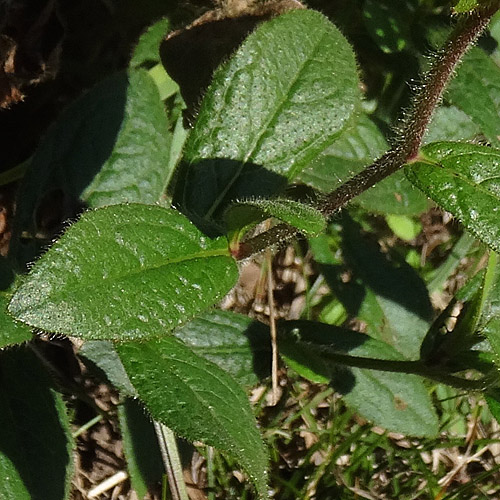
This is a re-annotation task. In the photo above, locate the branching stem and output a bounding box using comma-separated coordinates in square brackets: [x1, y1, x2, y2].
[235, 3, 499, 260]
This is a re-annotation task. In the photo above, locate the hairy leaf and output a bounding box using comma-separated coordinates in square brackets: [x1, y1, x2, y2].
[225, 198, 326, 241]
[178, 9, 360, 220]
[11, 70, 173, 267]
[116, 336, 268, 498]
[9, 205, 238, 340]
[406, 142, 500, 252]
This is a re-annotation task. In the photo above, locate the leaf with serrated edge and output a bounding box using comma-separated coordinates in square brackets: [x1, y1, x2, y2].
[116, 336, 268, 498]
[9, 204, 238, 340]
[406, 142, 500, 253]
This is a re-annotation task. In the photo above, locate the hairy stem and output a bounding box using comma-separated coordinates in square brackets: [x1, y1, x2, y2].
[235, 3, 499, 260]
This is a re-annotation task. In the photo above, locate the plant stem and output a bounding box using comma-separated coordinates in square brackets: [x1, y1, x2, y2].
[235, 3, 499, 260]
[154, 422, 190, 500]
[311, 348, 493, 391]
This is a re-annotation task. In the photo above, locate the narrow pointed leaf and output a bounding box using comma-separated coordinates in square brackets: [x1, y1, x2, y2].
[179, 9, 360, 219]
[279, 321, 439, 437]
[9, 205, 238, 340]
[0, 347, 74, 500]
[116, 336, 268, 498]
[406, 142, 500, 253]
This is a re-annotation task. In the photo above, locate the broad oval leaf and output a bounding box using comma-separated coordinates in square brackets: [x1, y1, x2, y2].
[0, 347, 74, 500]
[116, 335, 268, 499]
[8, 204, 238, 340]
[279, 321, 439, 437]
[179, 9, 360, 218]
[406, 142, 500, 252]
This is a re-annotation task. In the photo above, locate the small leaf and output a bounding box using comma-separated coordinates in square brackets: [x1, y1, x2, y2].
[363, 0, 413, 53]
[178, 9, 360, 219]
[118, 399, 164, 498]
[279, 321, 439, 437]
[226, 198, 326, 239]
[9, 205, 239, 340]
[172, 310, 271, 388]
[298, 114, 428, 215]
[116, 336, 268, 498]
[447, 48, 500, 146]
[130, 18, 171, 68]
[0, 346, 74, 500]
[406, 142, 500, 253]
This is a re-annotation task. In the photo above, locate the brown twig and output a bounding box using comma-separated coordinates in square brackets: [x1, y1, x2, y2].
[235, 4, 499, 260]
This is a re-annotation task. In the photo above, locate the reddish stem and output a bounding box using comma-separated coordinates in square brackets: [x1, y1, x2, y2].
[235, 4, 499, 260]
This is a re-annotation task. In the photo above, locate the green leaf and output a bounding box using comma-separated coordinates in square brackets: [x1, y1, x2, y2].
[118, 399, 164, 498]
[424, 105, 481, 145]
[116, 336, 268, 499]
[279, 321, 439, 437]
[0, 294, 32, 348]
[130, 18, 171, 68]
[446, 48, 500, 147]
[312, 215, 432, 358]
[172, 310, 271, 388]
[298, 114, 428, 215]
[453, 0, 481, 13]
[178, 9, 360, 219]
[82, 70, 172, 207]
[0, 259, 32, 347]
[362, 0, 413, 53]
[386, 214, 422, 241]
[78, 340, 136, 397]
[340, 215, 432, 358]
[406, 142, 500, 253]
[225, 198, 326, 241]
[11, 70, 173, 264]
[9, 204, 239, 340]
[0, 346, 74, 500]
